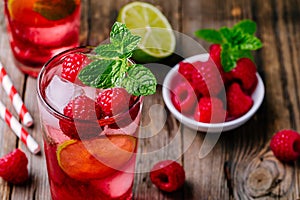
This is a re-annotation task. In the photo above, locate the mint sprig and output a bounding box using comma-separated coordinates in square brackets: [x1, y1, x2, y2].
[78, 22, 157, 96]
[195, 19, 263, 72]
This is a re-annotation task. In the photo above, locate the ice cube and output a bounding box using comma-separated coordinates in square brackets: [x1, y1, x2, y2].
[28, 22, 79, 46]
[91, 156, 136, 198]
[82, 86, 99, 100]
[45, 75, 83, 113]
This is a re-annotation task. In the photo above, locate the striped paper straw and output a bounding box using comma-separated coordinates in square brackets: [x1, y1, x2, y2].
[0, 61, 33, 127]
[0, 100, 40, 154]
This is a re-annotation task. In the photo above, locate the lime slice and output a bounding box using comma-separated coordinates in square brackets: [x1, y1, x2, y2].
[117, 2, 176, 62]
[57, 135, 136, 181]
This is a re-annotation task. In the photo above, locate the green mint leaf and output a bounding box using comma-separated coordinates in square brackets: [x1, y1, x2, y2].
[111, 61, 129, 86]
[219, 27, 233, 44]
[78, 59, 116, 88]
[194, 29, 224, 44]
[233, 19, 256, 35]
[238, 34, 263, 50]
[110, 22, 141, 55]
[223, 28, 262, 51]
[94, 44, 123, 59]
[33, 0, 76, 21]
[221, 44, 253, 72]
[120, 64, 157, 96]
[221, 49, 236, 72]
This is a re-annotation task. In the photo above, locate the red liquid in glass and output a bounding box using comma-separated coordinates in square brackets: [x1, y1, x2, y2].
[41, 111, 140, 200]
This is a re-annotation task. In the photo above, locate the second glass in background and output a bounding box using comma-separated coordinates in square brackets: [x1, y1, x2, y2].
[3, 0, 81, 77]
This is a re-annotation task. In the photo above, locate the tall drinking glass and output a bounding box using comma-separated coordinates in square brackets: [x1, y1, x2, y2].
[37, 47, 142, 200]
[4, 0, 81, 77]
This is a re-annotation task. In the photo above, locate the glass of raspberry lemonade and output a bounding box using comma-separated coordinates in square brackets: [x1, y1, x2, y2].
[4, 0, 81, 77]
[37, 23, 157, 200]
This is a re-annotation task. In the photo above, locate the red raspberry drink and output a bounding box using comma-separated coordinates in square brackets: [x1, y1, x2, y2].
[37, 47, 143, 200]
[4, 0, 80, 77]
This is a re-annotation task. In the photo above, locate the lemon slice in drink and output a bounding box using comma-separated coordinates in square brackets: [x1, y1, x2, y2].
[57, 135, 136, 181]
[117, 2, 176, 62]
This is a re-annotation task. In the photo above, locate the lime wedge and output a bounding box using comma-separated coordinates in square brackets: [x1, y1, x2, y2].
[117, 2, 176, 62]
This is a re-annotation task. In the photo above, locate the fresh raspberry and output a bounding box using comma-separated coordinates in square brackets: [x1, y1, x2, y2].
[0, 149, 28, 184]
[96, 88, 132, 117]
[226, 83, 253, 119]
[61, 53, 86, 83]
[171, 81, 197, 114]
[194, 97, 227, 123]
[178, 62, 198, 82]
[191, 60, 223, 97]
[59, 95, 102, 139]
[270, 129, 300, 162]
[209, 44, 222, 68]
[106, 97, 141, 129]
[150, 160, 185, 192]
[227, 58, 258, 94]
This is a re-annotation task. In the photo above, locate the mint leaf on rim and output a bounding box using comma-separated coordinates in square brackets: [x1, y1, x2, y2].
[79, 59, 118, 89]
[94, 44, 124, 59]
[194, 19, 262, 71]
[93, 23, 141, 59]
[120, 64, 157, 96]
[78, 22, 157, 96]
[110, 22, 142, 55]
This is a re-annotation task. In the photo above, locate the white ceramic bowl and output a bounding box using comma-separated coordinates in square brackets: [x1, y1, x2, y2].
[162, 54, 265, 132]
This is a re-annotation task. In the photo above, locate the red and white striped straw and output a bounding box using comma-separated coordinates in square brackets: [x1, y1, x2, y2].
[0, 61, 33, 127]
[0, 100, 40, 154]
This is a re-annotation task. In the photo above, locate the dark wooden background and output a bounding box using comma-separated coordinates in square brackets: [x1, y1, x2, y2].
[0, 0, 300, 199]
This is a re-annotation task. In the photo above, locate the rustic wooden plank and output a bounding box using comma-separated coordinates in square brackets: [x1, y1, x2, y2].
[0, 2, 28, 199]
[233, 0, 300, 199]
[10, 77, 51, 200]
[0, 1, 88, 199]
[107, 1, 184, 199]
[134, 87, 183, 200]
[85, 0, 182, 199]
[87, 0, 181, 44]
[181, 0, 235, 199]
[80, 0, 89, 45]
[181, 0, 299, 199]
[0, 0, 12, 159]
[87, 0, 111, 46]
[0, 0, 299, 199]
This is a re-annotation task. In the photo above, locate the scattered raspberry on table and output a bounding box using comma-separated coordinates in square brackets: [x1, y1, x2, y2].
[270, 129, 300, 162]
[150, 160, 185, 192]
[0, 149, 29, 184]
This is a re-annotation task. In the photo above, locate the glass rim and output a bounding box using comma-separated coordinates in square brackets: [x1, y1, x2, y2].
[36, 46, 141, 122]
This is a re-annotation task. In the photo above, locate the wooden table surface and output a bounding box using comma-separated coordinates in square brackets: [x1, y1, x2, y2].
[1, 0, 300, 199]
